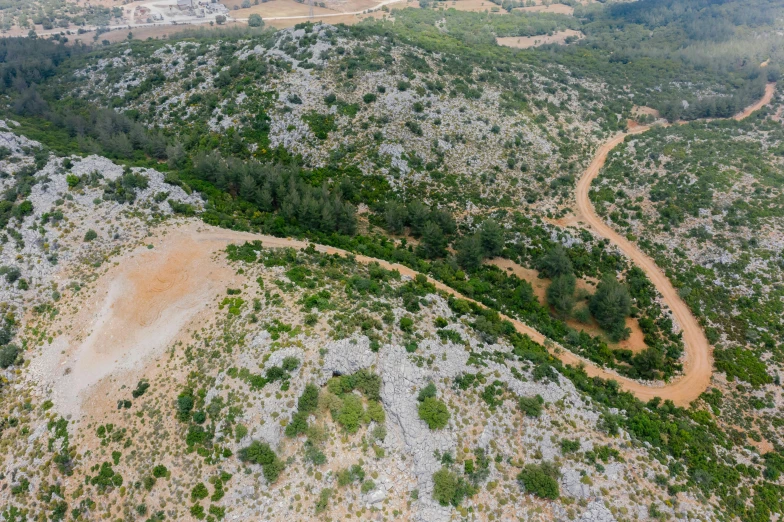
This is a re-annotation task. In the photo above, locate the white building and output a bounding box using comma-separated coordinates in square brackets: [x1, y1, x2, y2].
[177, 0, 194, 9]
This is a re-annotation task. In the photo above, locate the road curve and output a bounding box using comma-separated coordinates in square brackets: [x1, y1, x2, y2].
[184, 84, 776, 407]
[572, 82, 776, 405]
[197, 226, 697, 405]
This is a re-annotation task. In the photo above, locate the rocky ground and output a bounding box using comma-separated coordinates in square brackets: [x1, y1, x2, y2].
[0, 137, 714, 522]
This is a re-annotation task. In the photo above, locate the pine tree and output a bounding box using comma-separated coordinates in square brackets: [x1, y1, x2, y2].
[546, 273, 576, 318]
[255, 183, 273, 212]
[384, 201, 408, 234]
[320, 200, 336, 232]
[239, 174, 256, 201]
[539, 245, 573, 278]
[479, 219, 504, 258]
[407, 201, 429, 237]
[418, 221, 446, 259]
[589, 276, 631, 341]
[456, 235, 484, 272]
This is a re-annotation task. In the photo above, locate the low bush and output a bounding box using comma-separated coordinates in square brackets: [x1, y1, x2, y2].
[418, 396, 449, 429]
[517, 462, 560, 500]
[432, 467, 475, 507]
[518, 395, 544, 417]
[238, 441, 285, 483]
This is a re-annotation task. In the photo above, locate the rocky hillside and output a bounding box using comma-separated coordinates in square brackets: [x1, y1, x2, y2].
[0, 134, 708, 522]
[1, 2, 784, 520]
[65, 23, 609, 216]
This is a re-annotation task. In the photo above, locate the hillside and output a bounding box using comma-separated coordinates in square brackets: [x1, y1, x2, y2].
[1, 1, 784, 521]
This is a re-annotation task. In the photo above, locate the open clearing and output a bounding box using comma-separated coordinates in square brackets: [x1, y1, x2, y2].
[487, 258, 649, 353]
[515, 3, 574, 14]
[497, 29, 582, 48]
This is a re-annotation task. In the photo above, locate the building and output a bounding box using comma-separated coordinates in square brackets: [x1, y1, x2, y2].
[177, 0, 194, 9]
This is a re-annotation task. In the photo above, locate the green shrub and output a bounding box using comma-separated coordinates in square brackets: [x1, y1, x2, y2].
[303, 112, 336, 139]
[0, 344, 20, 369]
[315, 488, 332, 513]
[238, 441, 285, 483]
[366, 401, 385, 423]
[176, 392, 195, 421]
[518, 395, 544, 417]
[432, 467, 474, 506]
[337, 464, 365, 487]
[248, 13, 264, 27]
[285, 411, 309, 438]
[131, 380, 149, 398]
[84, 229, 97, 241]
[517, 462, 560, 500]
[560, 439, 580, 453]
[191, 483, 208, 501]
[152, 465, 168, 478]
[335, 393, 364, 433]
[281, 356, 300, 371]
[190, 504, 205, 520]
[418, 397, 450, 429]
[399, 316, 414, 332]
[298, 383, 320, 413]
[185, 425, 209, 446]
[417, 383, 437, 402]
[235, 424, 248, 441]
[328, 370, 381, 401]
[265, 366, 288, 382]
[304, 440, 327, 465]
[466, 447, 491, 485]
[168, 200, 196, 215]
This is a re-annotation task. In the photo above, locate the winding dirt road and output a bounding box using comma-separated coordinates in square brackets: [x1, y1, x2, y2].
[572, 82, 776, 405]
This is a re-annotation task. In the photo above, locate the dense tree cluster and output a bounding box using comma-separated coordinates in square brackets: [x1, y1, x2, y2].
[238, 441, 285, 483]
[193, 154, 357, 236]
[383, 200, 457, 258]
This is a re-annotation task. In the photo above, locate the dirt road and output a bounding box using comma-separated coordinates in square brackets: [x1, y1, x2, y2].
[572, 82, 776, 405]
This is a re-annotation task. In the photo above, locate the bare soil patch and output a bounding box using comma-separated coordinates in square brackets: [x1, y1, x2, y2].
[438, 0, 510, 12]
[222, 0, 337, 17]
[48, 223, 244, 419]
[515, 3, 574, 14]
[63, 22, 229, 44]
[487, 258, 648, 352]
[497, 29, 582, 49]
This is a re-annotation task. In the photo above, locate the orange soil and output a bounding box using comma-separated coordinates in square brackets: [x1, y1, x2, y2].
[487, 258, 648, 353]
[515, 3, 574, 14]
